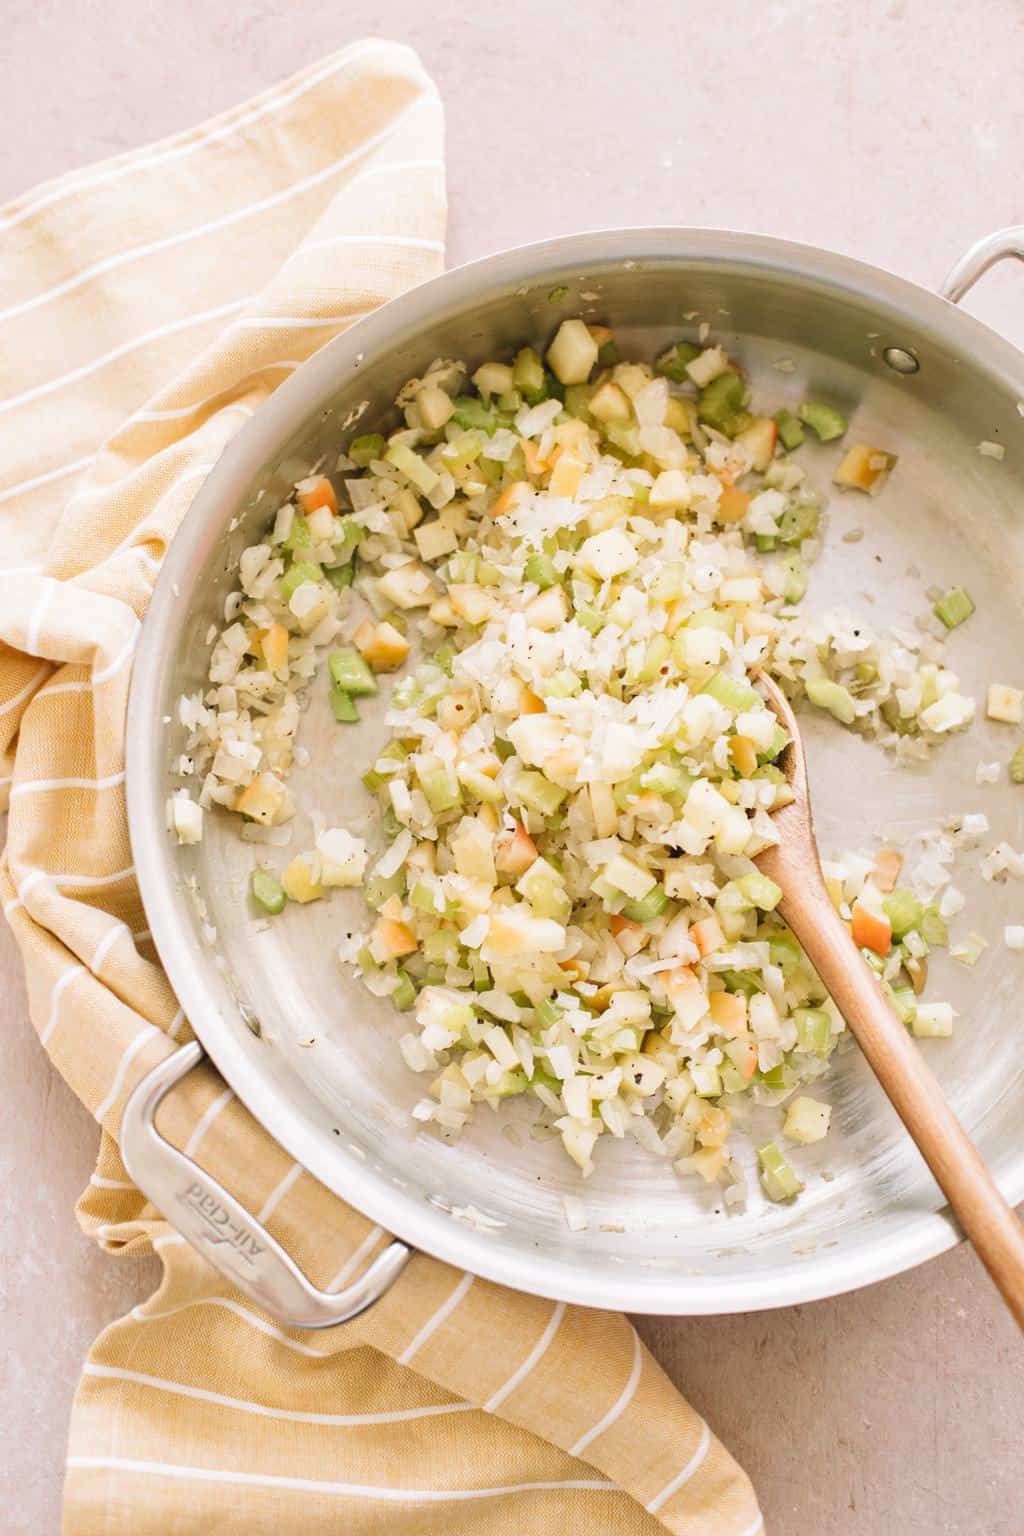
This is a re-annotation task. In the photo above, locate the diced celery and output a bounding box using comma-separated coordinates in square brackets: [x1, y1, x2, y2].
[603, 421, 642, 458]
[535, 996, 563, 1029]
[451, 396, 498, 434]
[575, 601, 605, 634]
[477, 560, 503, 586]
[364, 871, 405, 910]
[919, 906, 948, 946]
[736, 872, 783, 912]
[755, 534, 777, 553]
[1010, 746, 1024, 784]
[655, 340, 700, 381]
[637, 634, 672, 683]
[698, 371, 745, 430]
[887, 984, 917, 1027]
[719, 969, 762, 998]
[621, 884, 670, 924]
[330, 684, 359, 723]
[250, 868, 286, 914]
[548, 285, 569, 303]
[597, 338, 620, 367]
[882, 887, 922, 940]
[805, 676, 857, 725]
[391, 969, 417, 1011]
[715, 882, 751, 940]
[423, 929, 459, 964]
[757, 1141, 804, 1201]
[794, 1007, 832, 1055]
[774, 407, 805, 450]
[564, 383, 594, 420]
[701, 670, 760, 712]
[525, 552, 558, 589]
[409, 880, 438, 912]
[768, 930, 802, 970]
[640, 761, 692, 799]
[933, 586, 975, 629]
[385, 440, 440, 496]
[797, 401, 847, 442]
[333, 516, 363, 563]
[779, 552, 808, 603]
[280, 560, 321, 601]
[283, 513, 312, 553]
[777, 501, 820, 545]
[349, 433, 386, 467]
[514, 770, 568, 818]
[513, 347, 547, 404]
[420, 768, 462, 814]
[759, 723, 791, 764]
[329, 648, 378, 697]
[440, 431, 484, 476]
[324, 561, 354, 590]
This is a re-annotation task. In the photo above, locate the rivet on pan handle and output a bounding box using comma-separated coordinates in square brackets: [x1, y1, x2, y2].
[939, 226, 1024, 305]
[120, 1041, 411, 1327]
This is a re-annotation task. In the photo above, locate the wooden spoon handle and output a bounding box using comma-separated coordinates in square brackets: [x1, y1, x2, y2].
[778, 877, 1024, 1331]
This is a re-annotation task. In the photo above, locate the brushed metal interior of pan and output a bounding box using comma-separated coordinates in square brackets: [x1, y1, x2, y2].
[129, 232, 1024, 1313]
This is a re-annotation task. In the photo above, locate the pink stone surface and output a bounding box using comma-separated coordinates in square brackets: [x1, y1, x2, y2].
[3, 3, 1024, 1531]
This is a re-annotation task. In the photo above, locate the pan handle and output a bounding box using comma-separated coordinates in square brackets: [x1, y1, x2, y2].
[939, 226, 1024, 304]
[120, 1040, 411, 1327]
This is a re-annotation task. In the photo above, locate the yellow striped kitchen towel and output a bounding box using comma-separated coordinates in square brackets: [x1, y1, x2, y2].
[0, 39, 763, 1536]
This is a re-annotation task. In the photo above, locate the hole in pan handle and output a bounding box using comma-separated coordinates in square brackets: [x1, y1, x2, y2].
[120, 1040, 412, 1327]
[939, 226, 1024, 305]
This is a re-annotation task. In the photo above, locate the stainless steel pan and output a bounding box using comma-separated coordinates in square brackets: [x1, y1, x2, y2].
[122, 227, 1024, 1323]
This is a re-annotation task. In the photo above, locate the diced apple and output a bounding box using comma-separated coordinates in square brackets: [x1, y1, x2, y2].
[495, 820, 538, 878]
[377, 562, 435, 609]
[685, 346, 731, 388]
[414, 519, 459, 562]
[602, 854, 656, 900]
[448, 584, 498, 625]
[986, 683, 1023, 724]
[549, 452, 587, 499]
[649, 470, 691, 511]
[546, 319, 599, 385]
[872, 847, 902, 894]
[783, 1095, 832, 1144]
[260, 624, 289, 675]
[708, 989, 747, 1036]
[833, 443, 898, 495]
[316, 828, 368, 887]
[472, 361, 514, 399]
[735, 417, 777, 472]
[281, 855, 325, 903]
[576, 528, 638, 581]
[235, 772, 289, 826]
[482, 904, 565, 958]
[588, 380, 631, 423]
[491, 481, 531, 518]
[354, 619, 409, 672]
[436, 690, 478, 733]
[372, 917, 418, 959]
[691, 916, 725, 956]
[295, 475, 338, 515]
[451, 818, 497, 885]
[715, 485, 750, 524]
[525, 585, 569, 631]
[417, 384, 455, 431]
[690, 1146, 725, 1182]
[588, 781, 618, 838]
[428, 596, 459, 627]
[610, 914, 649, 957]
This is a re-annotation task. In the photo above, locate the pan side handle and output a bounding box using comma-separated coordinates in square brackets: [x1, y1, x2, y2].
[120, 1041, 411, 1327]
[940, 227, 1024, 304]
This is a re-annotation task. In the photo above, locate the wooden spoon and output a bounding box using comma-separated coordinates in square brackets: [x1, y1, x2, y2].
[754, 671, 1024, 1330]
